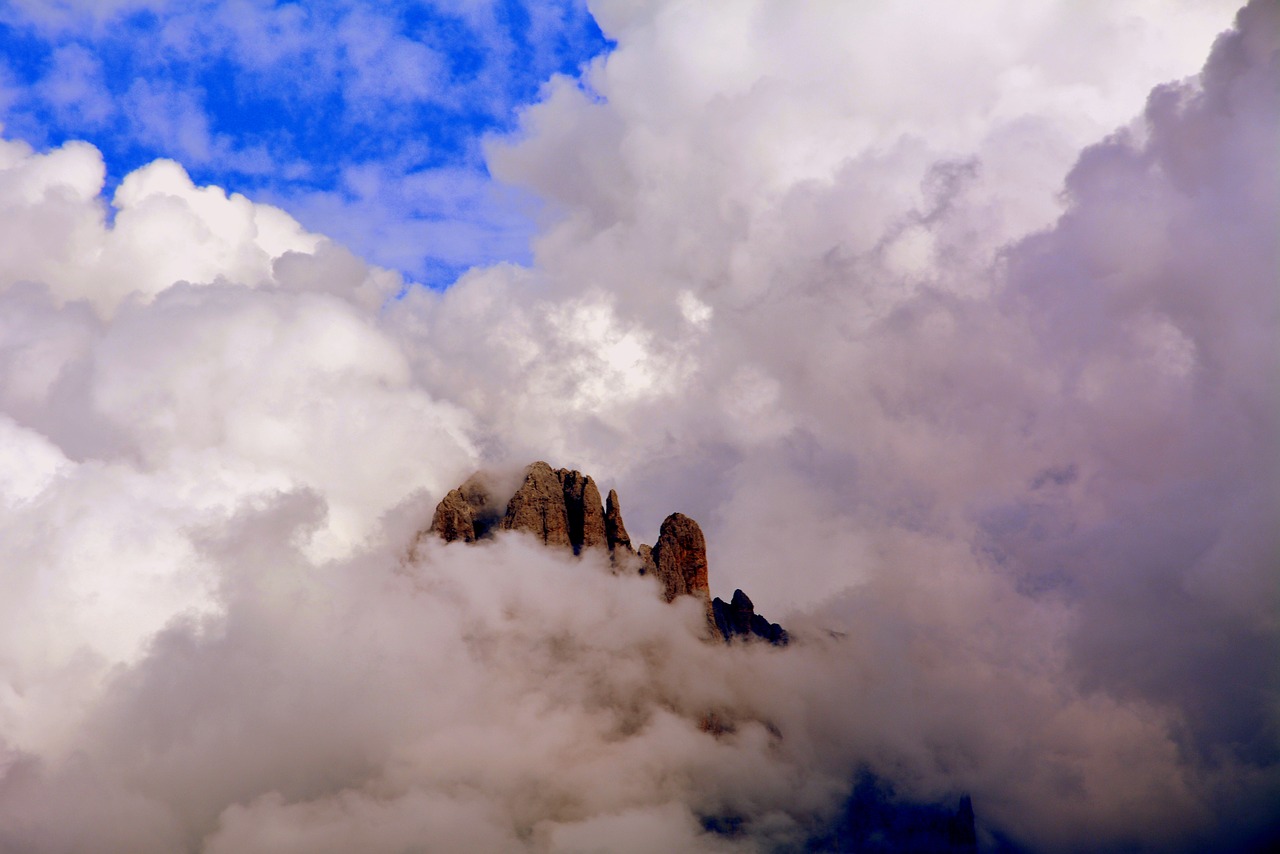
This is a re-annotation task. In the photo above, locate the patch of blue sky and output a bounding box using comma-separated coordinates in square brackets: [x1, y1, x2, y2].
[0, 0, 613, 287]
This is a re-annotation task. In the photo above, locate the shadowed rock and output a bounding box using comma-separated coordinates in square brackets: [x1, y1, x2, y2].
[459, 473, 503, 539]
[604, 489, 633, 554]
[430, 488, 476, 543]
[430, 472, 501, 543]
[712, 589, 789, 646]
[560, 469, 607, 553]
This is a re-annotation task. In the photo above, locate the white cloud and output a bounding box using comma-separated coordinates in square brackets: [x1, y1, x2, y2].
[0, 137, 479, 767]
[2, 0, 175, 32]
[36, 44, 114, 128]
[0, 1, 1275, 851]
[0, 146, 326, 314]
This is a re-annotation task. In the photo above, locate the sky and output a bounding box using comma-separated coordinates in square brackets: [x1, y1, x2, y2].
[0, 1, 1277, 852]
[0, 0, 611, 285]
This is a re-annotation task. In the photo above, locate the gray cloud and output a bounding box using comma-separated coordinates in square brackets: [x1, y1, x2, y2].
[0, 1, 1275, 851]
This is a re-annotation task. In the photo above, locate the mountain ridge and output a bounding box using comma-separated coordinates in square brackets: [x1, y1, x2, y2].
[423, 461, 787, 645]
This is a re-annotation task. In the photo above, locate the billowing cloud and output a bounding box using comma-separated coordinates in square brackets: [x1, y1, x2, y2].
[0, 1, 1276, 852]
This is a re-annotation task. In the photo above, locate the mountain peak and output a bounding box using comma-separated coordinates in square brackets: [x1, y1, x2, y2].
[423, 461, 787, 645]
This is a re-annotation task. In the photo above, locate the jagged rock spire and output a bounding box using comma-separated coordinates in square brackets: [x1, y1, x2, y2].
[429, 472, 501, 543]
[431, 461, 613, 556]
[651, 513, 709, 603]
[430, 488, 476, 543]
[559, 469, 607, 553]
[425, 461, 786, 644]
[604, 489, 632, 554]
[712, 589, 789, 646]
[500, 461, 574, 548]
[496, 461, 609, 554]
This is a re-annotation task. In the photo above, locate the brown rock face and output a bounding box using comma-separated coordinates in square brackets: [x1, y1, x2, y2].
[651, 513, 710, 603]
[424, 462, 782, 645]
[604, 489, 633, 554]
[501, 461, 572, 548]
[497, 462, 609, 554]
[430, 472, 501, 543]
[430, 488, 476, 543]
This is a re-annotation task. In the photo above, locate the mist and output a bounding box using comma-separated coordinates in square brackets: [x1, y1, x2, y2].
[0, 1, 1276, 851]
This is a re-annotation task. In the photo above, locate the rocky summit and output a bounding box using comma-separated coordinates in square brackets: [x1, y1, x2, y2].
[651, 513, 709, 602]
[712, 589, 789, 646]
[427, 471, 504, 544]
[425, 461, 786, 645]
[423, 462, 984, 846]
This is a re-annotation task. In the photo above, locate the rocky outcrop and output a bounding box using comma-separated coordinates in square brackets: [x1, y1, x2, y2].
[425, 462, 786, 643]
[712, 589, 788, 646]
[604, 489, 632, 554]
[651, 513, 709, 603]
[560, 469, 607, 552]
[430, 472, 502, 543]
[430, 488, 476, 543]
[497, 461, 611, 554]
[501, 461, 574, 548]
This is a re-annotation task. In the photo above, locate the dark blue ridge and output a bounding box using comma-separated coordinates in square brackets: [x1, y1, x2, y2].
[702, 770, 986, 853]
[712, 588, 788, 646]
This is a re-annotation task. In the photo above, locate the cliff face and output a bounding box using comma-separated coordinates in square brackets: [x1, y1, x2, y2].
[426, 461, 785, 645]
[498, 461, 577, 550]
[604, 489, 631, 554]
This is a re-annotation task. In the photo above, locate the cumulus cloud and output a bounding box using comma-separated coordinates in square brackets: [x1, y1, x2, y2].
[0, 1, 1276, 852]
[0, 138, 477, 773]
[0, 0, 608, 282]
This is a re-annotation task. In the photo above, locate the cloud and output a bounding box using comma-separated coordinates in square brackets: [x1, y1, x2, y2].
[277, 161, 541, 288]
[1, 0, 173, 33]
[0, 142, 326, 314]
[0, 1, 610, 282]
[35, 43, 113, 129]
[0, 1, 1275, 852]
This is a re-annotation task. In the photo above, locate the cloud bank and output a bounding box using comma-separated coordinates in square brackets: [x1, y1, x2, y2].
[0, 1, 1276, 851]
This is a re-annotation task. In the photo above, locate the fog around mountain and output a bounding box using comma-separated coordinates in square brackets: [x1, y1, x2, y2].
[0, 1, 1275, 851]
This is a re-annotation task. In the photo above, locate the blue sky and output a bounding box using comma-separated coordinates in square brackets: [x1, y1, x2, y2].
[0, 0, 611, 286]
